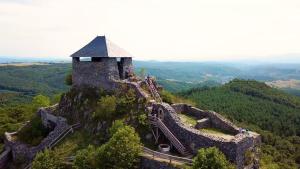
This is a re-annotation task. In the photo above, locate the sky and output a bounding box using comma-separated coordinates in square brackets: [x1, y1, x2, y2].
[0, 0, 300, 62]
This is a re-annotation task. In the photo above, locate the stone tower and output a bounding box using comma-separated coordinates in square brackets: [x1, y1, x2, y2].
[71, 36, 133, 90]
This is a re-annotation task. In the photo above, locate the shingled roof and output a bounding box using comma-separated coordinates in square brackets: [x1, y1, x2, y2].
[71, 36, 132, 58]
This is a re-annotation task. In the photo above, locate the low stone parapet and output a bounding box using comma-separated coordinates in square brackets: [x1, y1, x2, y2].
[0, 147, 11, 169]
[4, 109, 69, 165]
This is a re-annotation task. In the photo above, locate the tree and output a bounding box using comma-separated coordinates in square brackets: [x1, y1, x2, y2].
[73, 145, 98, 169]
[32, 149, 62, 169]
[192, 147, 234, 169]
[32, 95, 50, 108]
[65, 73, 72, 86]
[93, 95, 117, 121]
[109, 120, 125, 136]
[98, 126, 142, 169]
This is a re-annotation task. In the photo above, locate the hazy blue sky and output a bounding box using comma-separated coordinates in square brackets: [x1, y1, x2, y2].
[0, 0, 300, 62]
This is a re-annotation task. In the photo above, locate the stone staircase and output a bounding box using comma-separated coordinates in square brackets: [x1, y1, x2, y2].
[148, 115, 191, 157]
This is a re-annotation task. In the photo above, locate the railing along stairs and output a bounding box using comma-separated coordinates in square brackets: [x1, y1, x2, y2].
[148, 115, 191, 156]
[23, 123, 80, 169]
[145, 77, 162, 103]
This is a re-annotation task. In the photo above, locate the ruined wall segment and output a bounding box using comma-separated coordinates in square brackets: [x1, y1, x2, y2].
[153, 103, 260, 169]
[172, 104, 239, 135]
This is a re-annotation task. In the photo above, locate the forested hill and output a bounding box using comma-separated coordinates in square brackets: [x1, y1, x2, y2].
[179, 79, 300, 169]
[180, 79, 300, 137]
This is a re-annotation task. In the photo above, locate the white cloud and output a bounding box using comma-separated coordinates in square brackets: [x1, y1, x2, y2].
[0, 0, 300, 61]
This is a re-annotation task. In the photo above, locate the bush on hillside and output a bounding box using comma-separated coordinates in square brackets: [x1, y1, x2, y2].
[65, 73, 72, 86]
[73, 125, 142, 169]
[192, 147, 234, 169]
[32, 149, 62, 169]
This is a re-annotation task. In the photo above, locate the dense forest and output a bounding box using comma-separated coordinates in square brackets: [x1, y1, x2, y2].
[179, 79, 300, 168]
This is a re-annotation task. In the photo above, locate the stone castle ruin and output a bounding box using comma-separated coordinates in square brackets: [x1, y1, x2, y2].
[1, 36, 261, 169]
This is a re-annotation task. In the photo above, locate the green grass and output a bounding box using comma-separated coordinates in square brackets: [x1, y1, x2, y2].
[199, 128, 233, 136]
[53, 127, 110, 158]
[178, 113, 198, 126]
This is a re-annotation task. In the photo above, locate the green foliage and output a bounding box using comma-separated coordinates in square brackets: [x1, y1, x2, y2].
[160, 89, 196, 106]
[32, 149, 63, 169]
[51, 93, 62, 104]
[18, 116, 49, 146]
[109, 120, 125, 136]
[73, 145, 98, 169]
[180, 79, 300, 168]
[93, 95, 117, 121]
[65, 73, 72, 86]
[98, 126, 142, 169]
[0, 143, 4, 153]
[180, 79, 300, 137]
[244, 150, 254, 166]
[192, 147, 234, 169]
[160, 89, 174, 104]
[73, 125, 142, 169]
[32, 94, 50, 109]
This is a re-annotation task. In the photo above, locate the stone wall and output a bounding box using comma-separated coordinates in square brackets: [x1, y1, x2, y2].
[4, 109, 69, 164]
[139, 157, 179, 169]
[172, 104, 239, 135]
[0, 147, 11, 169]
[118, 57, 133, 79]
[153, 103, 260, 169]
[72, 58, 120, 91]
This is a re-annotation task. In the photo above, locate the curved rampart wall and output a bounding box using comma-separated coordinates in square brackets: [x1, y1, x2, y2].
[4, 109, 69, 164]
[153, 103, 258, 169]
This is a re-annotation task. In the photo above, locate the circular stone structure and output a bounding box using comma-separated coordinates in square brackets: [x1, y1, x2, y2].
[158, 144, 170, 153]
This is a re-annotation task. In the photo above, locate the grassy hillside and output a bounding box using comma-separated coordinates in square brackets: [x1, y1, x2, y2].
[179, 79, 300, 168]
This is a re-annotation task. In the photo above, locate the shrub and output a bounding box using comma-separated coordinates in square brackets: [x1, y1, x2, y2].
[98, 126, 142, 169]
[32, 149, 62, 169]
[18, 116, 49, 146]
[192, 147, 234, 169]
[65, 73, 72, 86]
[32, 95, 50, 108]
[244, 149, 254, 166]
[73, 125, 142, 169]
[93, 95, 117, 121]
[109, 120, 125, 136]
[73, 145, 97, 169]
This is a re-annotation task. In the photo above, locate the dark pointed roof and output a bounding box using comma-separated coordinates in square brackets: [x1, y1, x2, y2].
[71, 36, 132, 58]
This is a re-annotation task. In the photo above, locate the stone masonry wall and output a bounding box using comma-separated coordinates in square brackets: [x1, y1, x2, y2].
[72, 58, 120, 91]
[0, 147, 11, 169]
[153, 103, 259, 169]
[4, 109, 69, 164]
[172, 104, 239, 135]
[118, 57, 133, 79]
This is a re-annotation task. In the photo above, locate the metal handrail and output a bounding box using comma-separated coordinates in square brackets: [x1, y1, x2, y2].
[23, 123, 80, 169]
[142, 147, 193, 164]
[148, 115, 189, 155]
